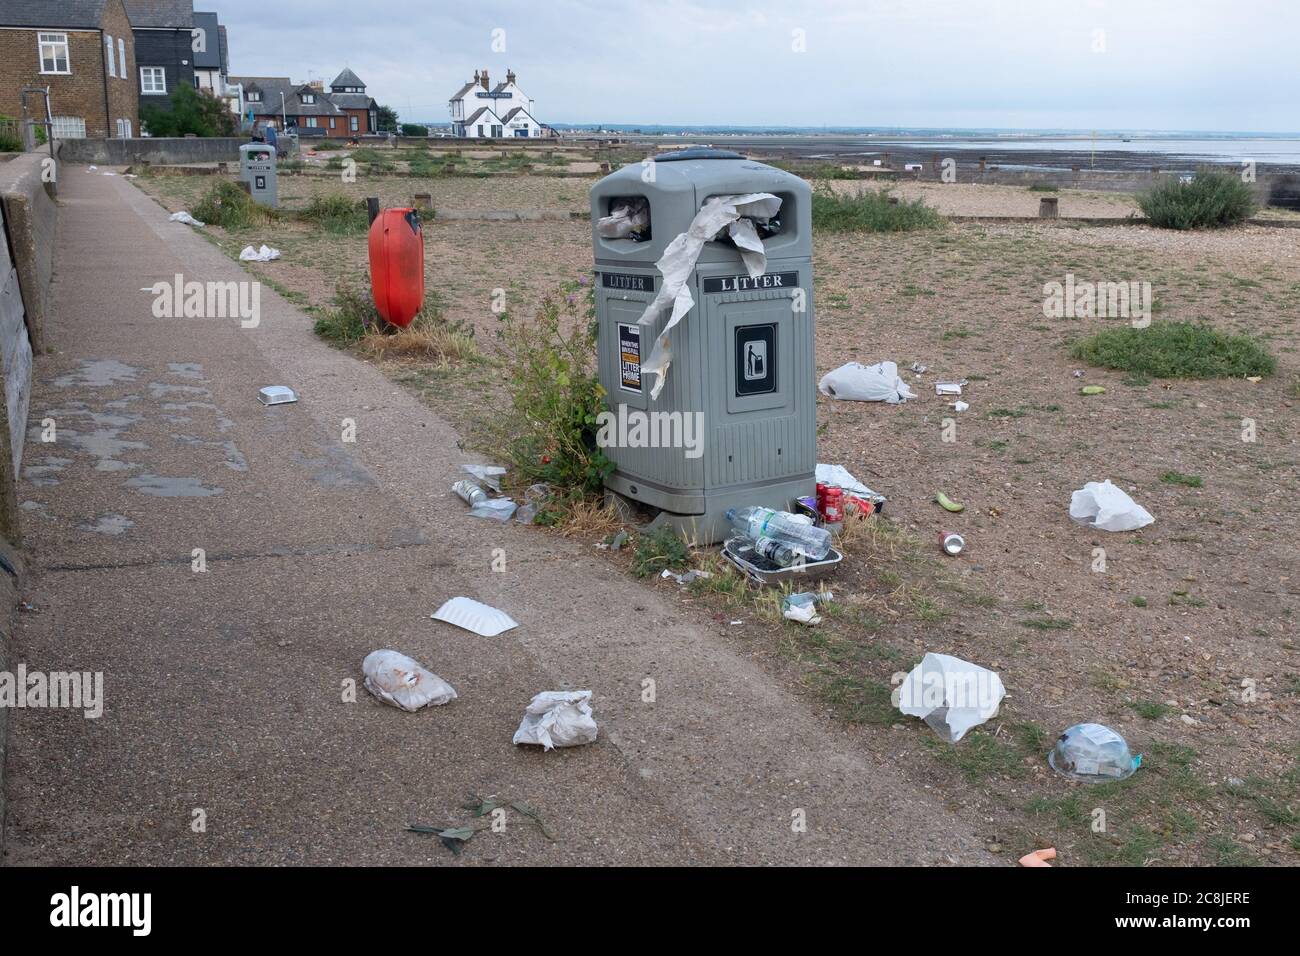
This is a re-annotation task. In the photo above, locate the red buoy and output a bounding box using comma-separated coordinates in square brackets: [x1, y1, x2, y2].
[368, 208, 425, 328]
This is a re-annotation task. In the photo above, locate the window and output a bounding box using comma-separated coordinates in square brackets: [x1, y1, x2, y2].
[349, 116, 359, 132]
[491, 124, 502, 138]
[247, 91, 261, 102]
[305, 117, 318, 128]
[301, 93, 314, 104]
[118, 37, 125, 79]
[140, 66, 166, 95]
[114, 118, 132, 138]
[329, 117, 336, 129]
[105, 36, 115, 77]
[38, 33, 70, 74]
[51, 116, 86, 139]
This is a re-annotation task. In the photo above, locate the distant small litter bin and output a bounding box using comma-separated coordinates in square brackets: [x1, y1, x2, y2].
[239, 143, 278, 208]
[591, 149, 816, 544]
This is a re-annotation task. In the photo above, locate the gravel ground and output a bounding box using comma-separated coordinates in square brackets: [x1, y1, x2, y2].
[129, 170, 1300, 865]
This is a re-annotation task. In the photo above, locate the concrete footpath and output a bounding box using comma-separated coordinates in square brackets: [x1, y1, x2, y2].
[2, 167, 993, 865]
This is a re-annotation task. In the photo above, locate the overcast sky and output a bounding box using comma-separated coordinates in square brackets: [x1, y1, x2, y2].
[216, 0, 1300, 132]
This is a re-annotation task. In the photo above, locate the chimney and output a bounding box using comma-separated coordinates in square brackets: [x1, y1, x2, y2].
[506, 69, 516, 85]
[472, 69, 479, 84]
[481, 69, 489, 91]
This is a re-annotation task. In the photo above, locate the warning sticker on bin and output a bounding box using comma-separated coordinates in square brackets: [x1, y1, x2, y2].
[618, 323, 642, 392]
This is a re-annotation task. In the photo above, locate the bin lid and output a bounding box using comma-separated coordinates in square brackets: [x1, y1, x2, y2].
[652, 148, 746, 162]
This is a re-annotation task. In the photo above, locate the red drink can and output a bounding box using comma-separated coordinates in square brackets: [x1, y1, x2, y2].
[822, 487, 844, 523]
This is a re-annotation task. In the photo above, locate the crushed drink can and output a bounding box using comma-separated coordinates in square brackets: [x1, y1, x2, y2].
[940, 531, 965, 556]
[452, 479, 487, 506]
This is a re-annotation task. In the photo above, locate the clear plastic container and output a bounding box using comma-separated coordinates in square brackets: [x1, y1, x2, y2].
[1048, 723, 1141, 781]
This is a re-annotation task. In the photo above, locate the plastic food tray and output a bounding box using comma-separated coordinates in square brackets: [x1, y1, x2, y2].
[721, 542, 843, 587]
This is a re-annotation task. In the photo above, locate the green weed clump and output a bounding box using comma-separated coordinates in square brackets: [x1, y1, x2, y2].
[192, 180, 276, 229]
[811, 186, 944, 233]
[491, 278, 611, 496]
[1070, 321, 1275, 379]
[298, 193, 368, 234]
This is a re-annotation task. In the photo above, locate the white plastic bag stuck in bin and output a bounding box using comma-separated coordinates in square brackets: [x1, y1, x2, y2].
[895, 653, 1005, 742]
[1069, 479, 1154, 532]
[818, 361, 917, 404]
[512, 690, 597, 750]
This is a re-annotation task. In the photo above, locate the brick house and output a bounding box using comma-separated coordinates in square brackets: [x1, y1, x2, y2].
[0, 0, 139, 139]
[327, 68, 378, 136]
[228, 76, 347, 135]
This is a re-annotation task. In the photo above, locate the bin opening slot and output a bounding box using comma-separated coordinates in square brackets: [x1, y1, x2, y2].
[598, 196, 651, 242]
[701, 192, 785, 245]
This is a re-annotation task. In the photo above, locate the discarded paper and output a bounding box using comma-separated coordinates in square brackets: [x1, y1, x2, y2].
[169, 211, 205, 227]
[239, 244, 281, 262]
[638, 193, 782, 399]
[362, 649, 457, 712]
[512, 690, 597, 750]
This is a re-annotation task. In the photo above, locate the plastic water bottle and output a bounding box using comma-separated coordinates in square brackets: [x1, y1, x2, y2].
[726, 507, 831, 560]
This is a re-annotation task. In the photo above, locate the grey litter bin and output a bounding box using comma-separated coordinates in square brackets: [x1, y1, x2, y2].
[239, 142, 278, 208]
[591, 148, 816, 544]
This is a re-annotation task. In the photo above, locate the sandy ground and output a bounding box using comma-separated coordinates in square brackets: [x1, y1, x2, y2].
[127, 167, 1300, 866]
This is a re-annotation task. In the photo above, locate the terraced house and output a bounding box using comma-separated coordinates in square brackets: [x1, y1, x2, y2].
[0, 0, 139, 139]
[121, 0, 193, 117]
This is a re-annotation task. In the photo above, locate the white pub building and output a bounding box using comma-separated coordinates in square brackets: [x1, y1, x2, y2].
[449, 68, 548, 138]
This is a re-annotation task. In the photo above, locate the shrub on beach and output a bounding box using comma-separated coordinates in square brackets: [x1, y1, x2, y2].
[1138, 171, 1256, 230]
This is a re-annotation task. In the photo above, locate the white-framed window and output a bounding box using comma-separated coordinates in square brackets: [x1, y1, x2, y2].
[305, 117, 318, 128]
[301, 93, 315, 104]
[105, 35, 115, 77]
[38, 32, 70, 74]
[114, 118, 132, 138]
[51, 116, 86, 139]
[329, 117, 336, 129]
[350, 116, 359, 132]
[118, 37, 125, 79]
[247, 90, 261, 102]
[140, 66, 166, 95]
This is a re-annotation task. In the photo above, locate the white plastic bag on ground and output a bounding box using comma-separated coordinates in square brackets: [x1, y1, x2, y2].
[895, 652, 1006, 742]
[818, 361, 917, 403]
[512, 690, 597, 750]
[362, 649, 457, 712]
[1069, 479, 1154, 532]
[239, 244, 281, 262]
[169, 211, 204, 227]
[638, 193, 782, 399]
